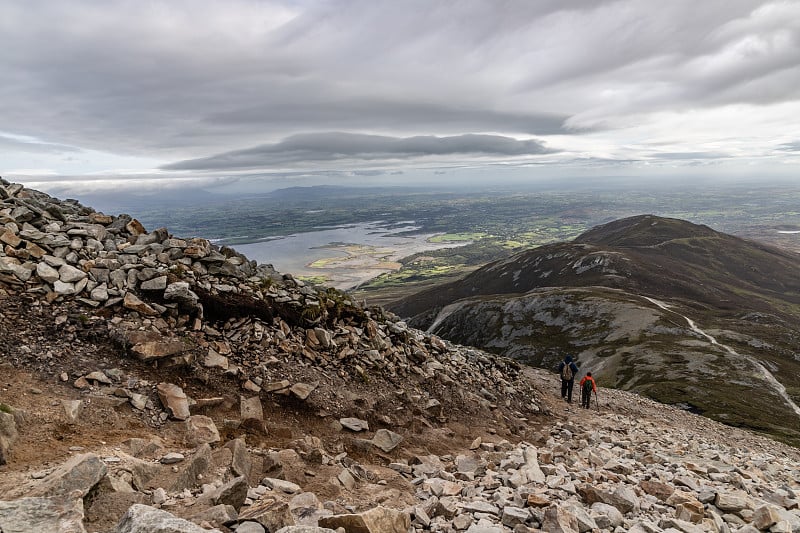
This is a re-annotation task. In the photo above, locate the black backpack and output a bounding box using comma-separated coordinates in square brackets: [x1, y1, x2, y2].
[582, 379, 593, 398]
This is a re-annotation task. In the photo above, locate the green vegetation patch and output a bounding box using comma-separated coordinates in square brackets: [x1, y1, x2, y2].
[429, 232, 489, 243]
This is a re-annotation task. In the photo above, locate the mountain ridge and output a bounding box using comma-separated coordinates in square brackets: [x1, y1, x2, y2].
[390, 214, 800, 445]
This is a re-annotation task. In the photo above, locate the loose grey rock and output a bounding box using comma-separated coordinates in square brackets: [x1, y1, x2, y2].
[371, 429, 403, 453]
[0, 496, 87, 533]
[113, 503, 223, 533]
[262, 477, 302, 494]
[160, 452, 185, 465]
[339, 417, 369, 432]
[183, 415, 220, 447]
[156, 383, 190, 421]
[26, 453, 107, 499]
[318, 506, 411, 533]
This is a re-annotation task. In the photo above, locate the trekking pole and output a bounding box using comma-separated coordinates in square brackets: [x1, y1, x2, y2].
[594, 389, 599, 412]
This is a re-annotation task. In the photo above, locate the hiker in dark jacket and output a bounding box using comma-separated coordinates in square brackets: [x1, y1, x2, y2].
[557, 355, 579, 403]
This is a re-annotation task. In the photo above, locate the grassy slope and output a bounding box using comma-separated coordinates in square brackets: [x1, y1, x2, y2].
[387, 215, 800, 444]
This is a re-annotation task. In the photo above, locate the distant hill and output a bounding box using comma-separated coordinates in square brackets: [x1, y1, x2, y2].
[389, 215, 800, 444]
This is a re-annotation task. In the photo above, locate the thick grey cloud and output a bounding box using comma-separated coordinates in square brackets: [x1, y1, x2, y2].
[776, 141, 800, 152]
[1, 0, 799, 187]
[164, 133, 554, 170]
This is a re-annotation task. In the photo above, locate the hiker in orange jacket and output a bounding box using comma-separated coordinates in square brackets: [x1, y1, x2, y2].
[579, 372, 597, 409]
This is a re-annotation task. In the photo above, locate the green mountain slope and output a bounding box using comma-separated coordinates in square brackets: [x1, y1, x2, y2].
[389, 215, 800, 444]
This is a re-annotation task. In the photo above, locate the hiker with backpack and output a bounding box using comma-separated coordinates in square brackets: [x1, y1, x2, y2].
[557, 355, 579, 403]
[580, 372, 597, 409]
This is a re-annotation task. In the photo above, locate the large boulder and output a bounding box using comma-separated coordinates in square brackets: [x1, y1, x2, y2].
[0, 496, 87, 533]
[114, 504, 223, 533]
[318, 506, 410, 533]
[0, 409, 19, 465]
[26, 453, 107, 499]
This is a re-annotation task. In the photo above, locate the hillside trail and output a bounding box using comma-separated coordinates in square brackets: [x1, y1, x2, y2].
[523, 365, 800, 462]
[642, 296, 800, 418]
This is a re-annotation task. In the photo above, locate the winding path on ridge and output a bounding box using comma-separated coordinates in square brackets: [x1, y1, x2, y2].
[642, 296, 800, 419]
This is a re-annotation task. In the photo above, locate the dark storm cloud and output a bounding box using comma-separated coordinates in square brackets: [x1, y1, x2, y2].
[163, 133, 555, 170]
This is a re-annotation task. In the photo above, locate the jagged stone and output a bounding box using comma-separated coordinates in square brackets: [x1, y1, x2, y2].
[123, 292, 159, 316]
[318, 506, 410, 533]
[171, 444, 212, 492]
[188, 504, 237, 528]
[203, 349, 229, 370]
[157, 382, 191, 420]
[338, 468, 356, 490]
[339, 417, 369, 432]
[238, 500, 295, 531]
[213, 476, 248, 509]
[62, 399, 82, 424]
[113, 503, 223, 533]
[131, 336, 189, 361]
[372, 429, 403, 452]
[0, 496, 87, 533]
[184, 415, 220, 446]
[98, 473, 135, 494]
[290, 382, 317, 400]
[563, 503, 598, 532]
[163, 282, 199, 307]
[640, 479, 675, 501]
[140, 275, 168, 290]
[599, 485, 640, 515]
[542, 504, 579, 533]
[714, 491, 752, 513]
[225, 437, 252, 478]
[501, 506, 531, 527]
[160, 452, 185, 464]
[240, 395, 263, 421]
[26, 453, 107, 499]
[675, 500, 705, 523]
[262, 477, 302, 494]
[264, 380, 291, 393]
[36, 261, 60, 283]
[0, 409, 19, 465]
[84, 370, 112, 384]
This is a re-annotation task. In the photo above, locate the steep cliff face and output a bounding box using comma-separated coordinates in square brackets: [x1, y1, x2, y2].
[390, 215, 800, 445]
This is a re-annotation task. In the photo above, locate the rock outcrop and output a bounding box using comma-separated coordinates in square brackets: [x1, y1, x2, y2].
[0, 178, 540, 433]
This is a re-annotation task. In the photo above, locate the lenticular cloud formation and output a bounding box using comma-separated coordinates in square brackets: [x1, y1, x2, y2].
[163, 133, 555, 170]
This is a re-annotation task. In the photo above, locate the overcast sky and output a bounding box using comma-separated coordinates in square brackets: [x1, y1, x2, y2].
[2, 0, 799, 195]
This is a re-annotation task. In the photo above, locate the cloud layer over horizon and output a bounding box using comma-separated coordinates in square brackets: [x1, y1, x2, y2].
[1, 0, 799, 192]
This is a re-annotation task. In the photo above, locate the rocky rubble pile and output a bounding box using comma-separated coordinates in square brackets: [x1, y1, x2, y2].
[0, 177, 539, 430]
[2, 385, 800, 533]
[394, 410, 800, 533]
